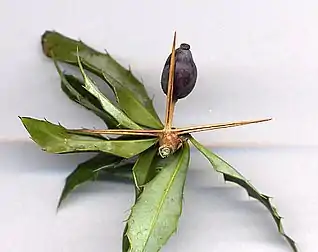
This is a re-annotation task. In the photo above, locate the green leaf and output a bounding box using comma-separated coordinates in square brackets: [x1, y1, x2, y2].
[132, 146, 158, 197]
[20, 117, 158, 158]
[123, 146, 158, 252]
[97, 158, 137, 182]
[42, 31, 163, 129]
[189, 135, 298, 252]
[97, 163, 134, 182]
[62, 74, 118, 126]
[58, 152, 123, 208]
[122, 224, 130, 252]
[126, 142, 190, 252]
[103, 72, 163, 129]
[76, 55, 143, 130]
[53, 59, 119, 128]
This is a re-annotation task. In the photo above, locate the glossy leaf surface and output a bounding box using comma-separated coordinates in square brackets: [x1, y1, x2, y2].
[126, 142, 190, 252]
[20, 117, 158, 158]
[189, 135, 298, 252]
[42, 31, 163, 129]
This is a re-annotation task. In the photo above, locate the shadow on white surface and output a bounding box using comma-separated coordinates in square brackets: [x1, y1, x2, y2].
[1, 0, 318, 251]
[0, 141, 316, 251]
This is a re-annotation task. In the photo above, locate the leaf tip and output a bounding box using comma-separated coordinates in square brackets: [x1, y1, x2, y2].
[75, 48, 86, 80]
[56, 188, 68, 211]
[56, 199, 63, 212]
[41, 30, 55, 39]
[55, 203, 62, 214]
[18, 115, 25, 123]
[41, 30, 56, 57]
[19, 116, 33, 129]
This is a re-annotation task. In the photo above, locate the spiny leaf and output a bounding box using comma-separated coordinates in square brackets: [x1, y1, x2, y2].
[101, 72, 163, 129]
[76, 54, 143, 130]
[54, 59, 119, 128]
[58, 153, 123, 208]
[126, 142, 190, 252]
[189, 135, 298, 252]
[20, 117, 158, 158]
[123, 146, 158, 252]
[62, 74, 119, 127]
[42, 31, 163, 129]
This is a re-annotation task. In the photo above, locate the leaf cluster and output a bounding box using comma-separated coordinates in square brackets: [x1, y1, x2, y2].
[19, 31, 298, 252]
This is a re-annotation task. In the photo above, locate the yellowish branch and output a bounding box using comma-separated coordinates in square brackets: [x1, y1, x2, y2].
[175, 118, 272, 135]
[164, 32, 177, 131]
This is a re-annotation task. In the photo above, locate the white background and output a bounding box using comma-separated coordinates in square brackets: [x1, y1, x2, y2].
[0, 0, 317, 251]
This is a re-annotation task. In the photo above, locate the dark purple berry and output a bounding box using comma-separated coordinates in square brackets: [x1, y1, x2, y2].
[161, 43, 197, 100]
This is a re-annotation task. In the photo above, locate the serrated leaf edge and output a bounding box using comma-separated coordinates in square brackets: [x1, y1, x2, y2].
[103, 72, 163, 129]
[189, 135, 298, 252]
[127, 143, 190, 252]
[76, 48, 143, 130]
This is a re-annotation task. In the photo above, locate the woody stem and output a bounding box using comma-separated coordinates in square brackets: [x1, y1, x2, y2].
[174, 118, 272, 135]
[164, 32, 177, 131]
